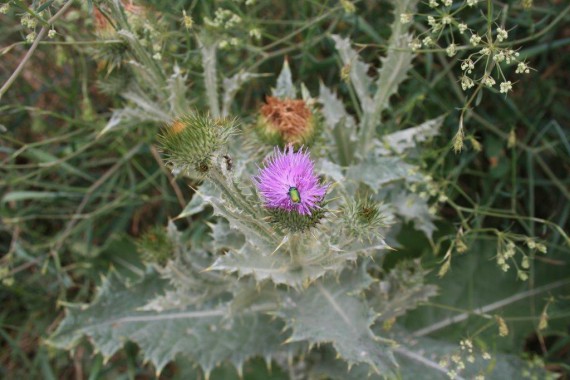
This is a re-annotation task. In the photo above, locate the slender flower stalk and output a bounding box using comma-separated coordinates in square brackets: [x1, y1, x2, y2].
[254, 146, 327, 216]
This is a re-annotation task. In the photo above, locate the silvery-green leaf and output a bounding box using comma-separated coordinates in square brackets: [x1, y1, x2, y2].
[331, 35, 374, 113]
[392, 192, 436, 238]
[317, 159, 345, 183]
[346, 155, 421, 191]
[47, 272, 285, 377]
[300, 82, 311, 102]
[272, 59, 296, 99]
[367, 261, 438, 322]
[210, 236, 353, 288]
[122, 87, 170, 122]
[222, 71, 264, 117]
[318, 81, 356, 130]
[380, 115, 445, 155]
[177, 181, 218, 219]
[198, 37, 220, 117]
[357, 0, 419, 152]
[167, 64, 190, 116]
[277, 269, 397, 375]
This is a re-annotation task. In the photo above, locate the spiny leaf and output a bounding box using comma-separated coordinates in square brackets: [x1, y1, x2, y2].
[318, 81, 356, 131]
[211, 227, 389, 288]
[222, 71, 264, 117]
[272, 59, 297, 99]
[331, 35, 374, 113]
[346, 154, 421, 191]
[47, 272, 287, 376]
[380, 115, 445, 155]
[277, 269, 398, 376]
[392, 192, 436, 238]
[198, 36, 220, 117]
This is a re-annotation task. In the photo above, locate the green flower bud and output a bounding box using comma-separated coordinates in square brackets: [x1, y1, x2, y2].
[342, 196, 389, 241]
[158, 113, 237, 174]
[137, 226, 173, 266]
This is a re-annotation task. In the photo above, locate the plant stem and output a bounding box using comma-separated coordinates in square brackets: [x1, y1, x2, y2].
[0, 0, 74, 101]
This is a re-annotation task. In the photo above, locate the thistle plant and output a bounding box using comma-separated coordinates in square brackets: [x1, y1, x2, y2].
[43, 1, 558, 379]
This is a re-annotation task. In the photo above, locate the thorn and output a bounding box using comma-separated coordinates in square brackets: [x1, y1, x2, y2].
[236, 363, 243, 379]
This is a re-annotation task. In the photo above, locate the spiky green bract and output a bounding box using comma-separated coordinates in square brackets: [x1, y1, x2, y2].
[136, 226, 173, 266]
[342, 197, 390, 242]
[267, 201, 327, 233]
[157, 113, 237, 175]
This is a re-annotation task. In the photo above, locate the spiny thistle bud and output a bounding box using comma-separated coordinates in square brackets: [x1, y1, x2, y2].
[158, 113, 237, 175]
[342, 196, 390, 241]
[267, 204, 327, 233]
[136, 226, 173, 266]
[255, 96, 321, 147]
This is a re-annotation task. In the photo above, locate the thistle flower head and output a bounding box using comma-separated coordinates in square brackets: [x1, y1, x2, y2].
[254, 146, 327, 216]
[158, 113, 237, 174]
[256, 96, 320, 147]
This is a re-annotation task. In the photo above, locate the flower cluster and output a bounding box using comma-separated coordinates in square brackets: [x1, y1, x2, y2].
[494, 234, 547, 280]
[254, 146, 327, 216]
[202, 4, 262, 48]
[403, 0, 534, 96]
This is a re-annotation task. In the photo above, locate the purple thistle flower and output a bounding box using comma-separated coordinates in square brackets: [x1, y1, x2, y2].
[254, 146, 327, 215]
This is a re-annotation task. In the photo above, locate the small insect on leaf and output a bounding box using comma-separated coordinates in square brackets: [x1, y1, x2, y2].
[288, 187, 301, 203]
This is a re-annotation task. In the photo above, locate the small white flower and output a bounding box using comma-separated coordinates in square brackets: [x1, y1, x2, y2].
[0, 3, 9, 14]
[483, 75, 496, 87]
[467, 0, 478, 6]
[409, 39, 422, 51]
[443, 0, 453, 6]
[245, 0, 256, 5]
[518, 270, 529, 281]
[482, 352, 491, 360]
[441, 15, 453, 25]
[479, 47, 491, 55]
[458, 23, 468, 34]
[496, 27, 508, 42]
[493, 51, 505, 63]
[422, 36, 434, 47]
[521, 256, 530, 269]
[429, 0, 439, 7]
[249, 28, 261, 40]
[25, 32, 36, 43]
[470, 34, 482, 46]
[461, 59, 475, 73]
[446, 43, 457, 57]
[461, 75, 475, 90]
[152, 52, 162, 60]
[500, 81, 513, 93]
[428, 16, 437, 26]
[516, 62, 531, 74]
[400, 13, 413, 24]
[48, 29, 56, 38]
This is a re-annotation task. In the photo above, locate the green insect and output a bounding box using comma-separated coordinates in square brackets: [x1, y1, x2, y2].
[288, 186, 301, 203]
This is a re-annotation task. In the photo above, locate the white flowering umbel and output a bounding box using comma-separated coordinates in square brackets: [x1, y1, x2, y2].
[405, 0, 536, 152]
[410, 4, 533, 97]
